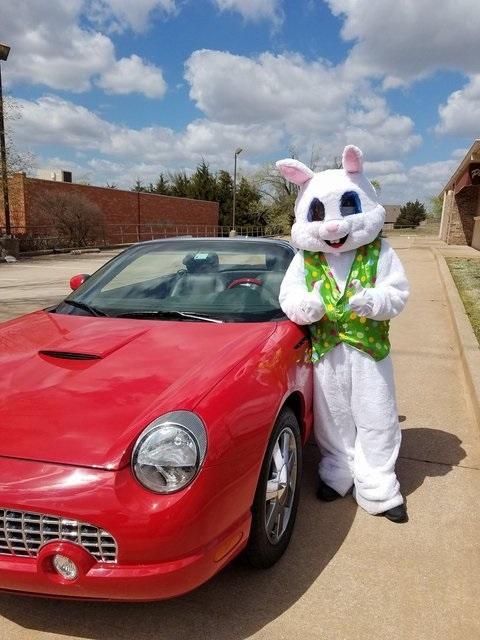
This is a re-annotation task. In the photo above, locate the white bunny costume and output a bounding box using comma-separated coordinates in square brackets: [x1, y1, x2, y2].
[278, 146, 409, 518]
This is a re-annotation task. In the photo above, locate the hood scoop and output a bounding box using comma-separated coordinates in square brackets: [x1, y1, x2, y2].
[39, 350, 101, 361]
[38, 320, 151, 360]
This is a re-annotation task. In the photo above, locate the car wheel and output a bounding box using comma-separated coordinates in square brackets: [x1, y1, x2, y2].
[245, 407, 302, 569]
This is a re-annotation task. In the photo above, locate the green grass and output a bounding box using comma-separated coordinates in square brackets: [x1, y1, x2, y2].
[383, 219, 440, 237]
[446, 257, 480, 344]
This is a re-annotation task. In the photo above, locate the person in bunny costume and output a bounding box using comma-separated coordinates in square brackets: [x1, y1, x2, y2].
[278, 145, 409, 523]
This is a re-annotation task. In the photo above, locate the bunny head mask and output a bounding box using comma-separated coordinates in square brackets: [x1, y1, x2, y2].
[276, 145, 385, 254]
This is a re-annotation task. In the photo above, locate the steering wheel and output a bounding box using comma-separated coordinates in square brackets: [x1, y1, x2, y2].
[227, 277, 263, 289]
[226, 277, 279, 308]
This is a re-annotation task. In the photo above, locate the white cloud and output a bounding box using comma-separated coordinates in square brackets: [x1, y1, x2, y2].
[0, 0, 167, 97]
[97, 55, 167, 97]
[186, 50, 352, 128]
[185, 49, 420, 161]
[327, 0, 480, 85]
[364, 160, 405, 176]
[87, 0, 177, 33]
[12, 95, 281, 174]
[14, 96, 110, 148]
[436, 75, 480, 137]
[373, 157, 459, 204]
[213, 0, 282, 25]
[1, 0, 113, 92]
[13, 92, 454, 205]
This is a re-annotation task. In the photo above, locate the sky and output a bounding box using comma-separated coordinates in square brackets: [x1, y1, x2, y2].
[1, 0, 479, 204]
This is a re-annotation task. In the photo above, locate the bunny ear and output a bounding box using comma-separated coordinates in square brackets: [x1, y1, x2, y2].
[342, 145, 363, 174]
[276, 159, 314, 186]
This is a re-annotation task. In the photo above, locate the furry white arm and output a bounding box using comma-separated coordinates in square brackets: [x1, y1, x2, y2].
[348, 239, 409, 321]
[279, 251, 325, 325]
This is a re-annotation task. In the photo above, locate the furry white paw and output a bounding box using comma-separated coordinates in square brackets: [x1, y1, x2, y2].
[285, 282, 325, 325]
[297, 282, 324, 323]
[349, 279, 375, 317]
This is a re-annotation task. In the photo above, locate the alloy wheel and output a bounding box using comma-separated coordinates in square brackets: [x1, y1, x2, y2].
[264, 426, 298, 544]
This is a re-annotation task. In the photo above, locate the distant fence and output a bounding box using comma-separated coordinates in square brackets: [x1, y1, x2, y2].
[0, 223, 268, 252]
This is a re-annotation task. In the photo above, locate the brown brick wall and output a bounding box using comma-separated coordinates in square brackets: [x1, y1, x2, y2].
[0, 173, 27, 230]
[444, 186, 479, 245]
[1, 175, 219, 242]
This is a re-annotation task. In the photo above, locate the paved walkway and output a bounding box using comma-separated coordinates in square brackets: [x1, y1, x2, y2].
[0, 239, 479, 640]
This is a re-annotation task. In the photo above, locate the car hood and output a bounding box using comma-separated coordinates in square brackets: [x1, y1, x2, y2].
[0, 311, 276, 469]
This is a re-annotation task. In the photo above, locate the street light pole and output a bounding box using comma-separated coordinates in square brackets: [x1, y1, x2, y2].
[232, 147, 242, 230]
[0, 43, 11, 237]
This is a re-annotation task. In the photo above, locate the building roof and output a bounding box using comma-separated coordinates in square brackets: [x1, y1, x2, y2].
[440, 139, 480, 195]
[384, 205, 401, 223]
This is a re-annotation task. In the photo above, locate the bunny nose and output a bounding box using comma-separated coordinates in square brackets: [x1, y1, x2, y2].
[325, 221, 341, 233]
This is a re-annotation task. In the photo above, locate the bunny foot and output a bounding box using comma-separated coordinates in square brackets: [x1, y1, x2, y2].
[316, 479, 343, 502]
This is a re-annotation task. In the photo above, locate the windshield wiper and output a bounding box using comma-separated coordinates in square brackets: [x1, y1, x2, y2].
[117, 310, 223, 323]
[63, 300, 109, 317]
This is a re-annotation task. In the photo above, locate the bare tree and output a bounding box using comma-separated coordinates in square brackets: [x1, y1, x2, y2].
[36, 192, 105, 247]
[3, 97, 35, 175]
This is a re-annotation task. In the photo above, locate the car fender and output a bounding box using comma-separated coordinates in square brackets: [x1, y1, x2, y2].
[193, 320, 312, 517]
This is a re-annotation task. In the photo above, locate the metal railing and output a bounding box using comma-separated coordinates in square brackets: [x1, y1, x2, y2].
[0, 223, 268, 252]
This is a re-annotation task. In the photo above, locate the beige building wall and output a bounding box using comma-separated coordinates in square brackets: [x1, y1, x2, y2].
[439, 190, 452, 242]
[473, 217, 480, 251]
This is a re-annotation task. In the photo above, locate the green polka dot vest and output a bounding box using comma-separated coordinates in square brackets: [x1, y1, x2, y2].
[304, 237, 390, 363]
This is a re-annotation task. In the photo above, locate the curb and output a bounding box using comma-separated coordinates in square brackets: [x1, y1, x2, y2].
[19, 245, 129, 258]
[434, 249, 480, 425]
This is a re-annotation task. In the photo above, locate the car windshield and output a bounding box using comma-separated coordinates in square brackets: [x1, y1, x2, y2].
[54, 239, 295, 323]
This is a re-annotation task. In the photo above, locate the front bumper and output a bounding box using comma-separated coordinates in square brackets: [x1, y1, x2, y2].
[0, 457, 253, 601]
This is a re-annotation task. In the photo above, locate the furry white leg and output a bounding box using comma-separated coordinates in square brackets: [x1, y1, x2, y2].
[313, 345, 403, 513]
[350, 351, 403, 514]
[313, 346, 355, 496]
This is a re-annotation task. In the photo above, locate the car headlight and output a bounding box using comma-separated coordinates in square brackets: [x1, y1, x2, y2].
[132, 411, 207, 494]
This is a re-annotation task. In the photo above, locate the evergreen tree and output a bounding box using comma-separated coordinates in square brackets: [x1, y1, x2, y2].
[234, 176, 266, 227]
[152, 173, 171, 195]
[215, 170, 233, 227]
[168, 171, 191, 197]
[394, 200, 427, 228]
[188, 160, 217, 201]
[131, 179, 147, 192]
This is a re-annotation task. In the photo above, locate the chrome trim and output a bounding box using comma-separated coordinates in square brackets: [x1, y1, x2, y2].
[0, 509, 117, 562]
[132, 410, 208, 494]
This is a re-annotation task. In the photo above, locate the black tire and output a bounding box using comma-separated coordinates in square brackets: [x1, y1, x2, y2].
[245, 407, 302, 569]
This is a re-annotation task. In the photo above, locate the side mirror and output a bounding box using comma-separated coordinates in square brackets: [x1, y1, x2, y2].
[70, 274, 90, 290]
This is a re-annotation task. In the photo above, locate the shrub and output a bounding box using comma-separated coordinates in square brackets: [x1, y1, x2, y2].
[394, 200, 427, 228]
[35, 192, 105, 247]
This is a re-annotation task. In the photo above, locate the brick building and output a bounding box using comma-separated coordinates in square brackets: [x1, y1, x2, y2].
[439, 140, 480, 249]
[0, 173, 220, 245]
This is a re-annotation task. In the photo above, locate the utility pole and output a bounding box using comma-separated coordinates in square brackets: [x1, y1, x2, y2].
[232, 147, 242, 231]
[0, 43, 11, 237]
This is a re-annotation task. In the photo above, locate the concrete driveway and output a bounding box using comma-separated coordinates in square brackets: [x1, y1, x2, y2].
[0, 251, 120, 322]
[0, 239, 479, 640]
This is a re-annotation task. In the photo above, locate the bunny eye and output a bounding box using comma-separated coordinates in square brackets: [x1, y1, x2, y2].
[307, 198, 325, 222]
[340, 191, 362, 216]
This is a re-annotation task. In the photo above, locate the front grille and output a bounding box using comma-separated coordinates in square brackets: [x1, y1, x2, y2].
[0, 509, 117, 562]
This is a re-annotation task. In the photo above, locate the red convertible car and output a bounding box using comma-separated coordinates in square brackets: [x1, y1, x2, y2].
[0, 237, 312, 600]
